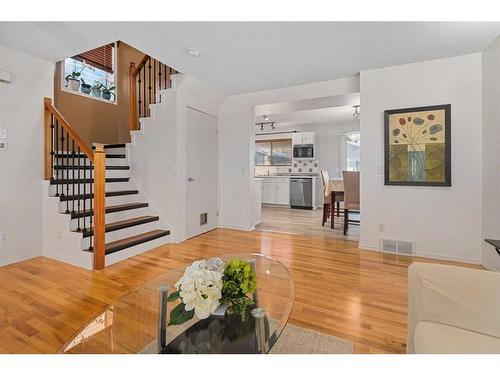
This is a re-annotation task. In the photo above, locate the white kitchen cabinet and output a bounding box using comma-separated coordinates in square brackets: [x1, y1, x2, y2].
[292, 131, 315, 146]
[275, 181, 290, 205]
[262, 182, 275, 204]
[261, 178, 290, 206]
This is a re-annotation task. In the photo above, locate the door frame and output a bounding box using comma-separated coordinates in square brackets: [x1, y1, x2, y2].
[185, 106, 219, 239]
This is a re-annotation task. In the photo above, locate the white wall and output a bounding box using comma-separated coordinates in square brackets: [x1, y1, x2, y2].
[360, 53, 483, 264]
[0, 45, 54, 266]
[130, 74, 225, 243]
[219, 76, 360, 230]
[481, 35, 500, 271]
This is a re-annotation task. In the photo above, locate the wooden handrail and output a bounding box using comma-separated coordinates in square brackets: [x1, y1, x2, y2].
[43, 97, 106, 270]
[44, 98, 94, 162]
[128, 55, 178, 131]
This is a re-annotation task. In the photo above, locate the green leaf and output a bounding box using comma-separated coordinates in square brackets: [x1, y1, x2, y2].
[168, 303, 194, 326]
[167, 290, 180, 302]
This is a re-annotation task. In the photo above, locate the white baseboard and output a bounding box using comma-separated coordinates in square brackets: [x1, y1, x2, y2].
[217, 224, 254, 232]
[481, 261, 500, 272]
[0, 254, 40, 268]
[358, 243, 481, 264]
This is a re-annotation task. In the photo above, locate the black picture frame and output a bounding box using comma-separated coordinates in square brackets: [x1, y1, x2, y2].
[384, 104, 451, 187]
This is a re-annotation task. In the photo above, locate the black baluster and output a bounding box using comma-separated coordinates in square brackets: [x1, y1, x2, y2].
[153, 59, 157, 104]
[65, 131, 70, 214]
[164, 64, 167, 89]
[88, 159, 93, 251]
[158, 62, 162, 91]
[71, 140, 75, 214]
[169, 67, 173, 89]
[83, 154, 86, 235]
[77, 146, 81, 232]
[55, 120, 59, 196]
[143, 67, 146, 117]
[60, 127, 65, 201]
[148, 58, 152, 116]
[138, 67, 142, 118]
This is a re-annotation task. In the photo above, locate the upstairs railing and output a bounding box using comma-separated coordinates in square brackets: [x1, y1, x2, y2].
[129, 55, 178, 131]
[44, 98, 106, 270]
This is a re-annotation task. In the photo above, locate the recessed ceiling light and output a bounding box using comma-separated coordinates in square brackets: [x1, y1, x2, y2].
[187, 48, 200, 57]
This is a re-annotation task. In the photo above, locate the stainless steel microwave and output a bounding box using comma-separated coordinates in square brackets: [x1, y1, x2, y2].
[293, 144, 314, 159]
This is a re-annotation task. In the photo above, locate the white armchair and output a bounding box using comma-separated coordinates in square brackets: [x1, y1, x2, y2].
[407, 262, 500, 353]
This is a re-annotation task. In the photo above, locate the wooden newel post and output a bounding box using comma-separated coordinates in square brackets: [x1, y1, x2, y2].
[129, 62, 137, 132]
[44, 97, 52, 180]
[93, 144, 106, 270]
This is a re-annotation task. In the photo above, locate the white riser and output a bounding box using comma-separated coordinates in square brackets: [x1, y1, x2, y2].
[57, 194, 139, 212]
[81, 220, 161, 249]
[104, 234, 170, 267]
[53, 158, 127, 167]
[70, 206, 152, 231]
[103, 147, 127, 155]
[54, 169, 130, 179]
[49, 181, 133, 196]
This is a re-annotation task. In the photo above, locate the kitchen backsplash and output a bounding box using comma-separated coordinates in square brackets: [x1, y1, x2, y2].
[255, 159, 319, 175]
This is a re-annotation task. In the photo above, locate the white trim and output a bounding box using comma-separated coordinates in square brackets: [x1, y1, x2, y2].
[481, 261, 500, 272]
[217, 224, 255, 232]
[0, 254, 39, 268]
[358, 242, 481, 264]
[60, 85, 118, 105]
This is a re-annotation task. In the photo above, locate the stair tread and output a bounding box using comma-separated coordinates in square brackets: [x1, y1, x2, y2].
[51, 177, 130, 185]
[101, 229, 170, 255]
[92, 143, 126, 149]
[71, 202, 148, 219]
[81, 215, 159, 237]
[54, 165, 130, 170]
[59, 189, 138, 201]
[54, 153, 126, 159]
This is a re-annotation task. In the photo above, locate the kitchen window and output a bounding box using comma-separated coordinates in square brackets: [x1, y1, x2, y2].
[255, 139, 292, 166]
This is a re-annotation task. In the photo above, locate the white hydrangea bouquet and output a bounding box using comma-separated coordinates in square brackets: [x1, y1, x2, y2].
[167, 257, 257, 326]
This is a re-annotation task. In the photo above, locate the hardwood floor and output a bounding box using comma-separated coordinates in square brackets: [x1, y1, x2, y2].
[256, 205, 360, 241]
[0, 228, 480, 354]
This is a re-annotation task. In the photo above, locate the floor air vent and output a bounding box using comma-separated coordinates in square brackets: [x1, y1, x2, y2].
[380, 238, 415, 255]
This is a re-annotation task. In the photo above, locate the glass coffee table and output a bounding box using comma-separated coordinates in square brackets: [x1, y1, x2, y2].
[59, 253, 294, 354]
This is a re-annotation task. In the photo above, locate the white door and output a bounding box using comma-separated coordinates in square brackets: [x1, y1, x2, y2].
[186, 108, 218, 238]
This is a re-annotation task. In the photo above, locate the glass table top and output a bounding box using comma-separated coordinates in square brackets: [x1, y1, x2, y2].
[59, 253, 294, 354]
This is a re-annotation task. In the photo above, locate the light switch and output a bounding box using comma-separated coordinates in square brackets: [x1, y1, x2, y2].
[0, 129, 6, 139]
[0, 141, 7, 151]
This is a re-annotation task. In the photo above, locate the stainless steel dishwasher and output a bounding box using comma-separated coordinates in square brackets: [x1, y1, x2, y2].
[290, 178, 313, 209]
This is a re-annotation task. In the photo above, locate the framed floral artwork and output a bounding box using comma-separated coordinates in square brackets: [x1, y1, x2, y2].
[384, 104, 451, 186]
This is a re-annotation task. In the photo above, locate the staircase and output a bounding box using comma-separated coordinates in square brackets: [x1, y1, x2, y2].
[43, 98, 171, 270]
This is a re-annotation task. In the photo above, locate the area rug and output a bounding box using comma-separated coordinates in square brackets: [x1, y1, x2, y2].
[269, 324, 353, 354]
[141, 324, 353, 354]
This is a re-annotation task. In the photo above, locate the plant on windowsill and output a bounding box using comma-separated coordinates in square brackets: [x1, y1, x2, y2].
[101, 83, 116, 102]
[65, 62, 87, 91]
[91, 82, 104, 98]
[80, 79, 91, 95]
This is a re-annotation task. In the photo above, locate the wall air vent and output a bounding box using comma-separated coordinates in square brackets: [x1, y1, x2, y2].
[380, 238, 415, 255]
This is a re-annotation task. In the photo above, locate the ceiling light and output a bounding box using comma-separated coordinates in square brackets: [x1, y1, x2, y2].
[263, 115, 269, 121]
[187, 48, 200, 57]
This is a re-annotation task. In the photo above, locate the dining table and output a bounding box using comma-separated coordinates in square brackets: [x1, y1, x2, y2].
[327, 179, 344, 229]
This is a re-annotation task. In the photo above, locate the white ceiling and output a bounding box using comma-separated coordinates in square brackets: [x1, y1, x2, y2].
[1, 22, 499, 94]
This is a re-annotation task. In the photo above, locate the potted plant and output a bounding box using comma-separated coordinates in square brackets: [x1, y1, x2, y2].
[80, 79, 91, 95]
[64, 63, 86, 91]
[101, 83, 116, 102]
[91, 82, 103, 98]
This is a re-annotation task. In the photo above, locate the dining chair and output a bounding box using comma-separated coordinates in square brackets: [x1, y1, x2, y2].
[320, 170, 331, 226]
[342, 171, 360, 235]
